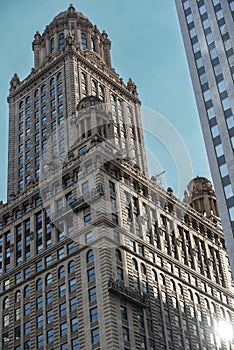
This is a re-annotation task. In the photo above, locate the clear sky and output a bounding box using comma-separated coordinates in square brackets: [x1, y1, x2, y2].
[0, 0, 211, 201]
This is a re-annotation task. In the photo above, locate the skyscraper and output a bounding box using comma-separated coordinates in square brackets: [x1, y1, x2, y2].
[175, 0, 234, 277]
[1, 5, 234, 350]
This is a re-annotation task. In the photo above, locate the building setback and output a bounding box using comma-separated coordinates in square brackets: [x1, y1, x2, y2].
[175, 0, 234, 277]
[0, 4, 234, 350]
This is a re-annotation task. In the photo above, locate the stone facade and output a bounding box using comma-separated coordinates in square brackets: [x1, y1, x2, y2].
[1, 4, 234, 350]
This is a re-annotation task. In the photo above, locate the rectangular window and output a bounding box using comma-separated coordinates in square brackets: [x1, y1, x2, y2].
[89, 287, 96, 302]
[90, 306, 98, 323]
[71, 317, 78, 332]
[91, 328, 100, 344]
[60, 322, 67, 337]
[123, 327, 130, 342]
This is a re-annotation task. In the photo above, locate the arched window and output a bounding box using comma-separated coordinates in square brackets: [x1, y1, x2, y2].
[220, 307, 225, 319]
[81, 33, 87, 48]
[116, 249, 122, 262]
[188, 289, 193, 301]
[46, 273, 52, 286]
[170, 279, 176, 291]
[178, 284, 183, 295]
[91, 80, 97, 96]
[15, 291, 21, 303]
[26, 96, 30, 104]
[50, 37, 55, 53]
[140, 263, 146, 275]
[226, 311, 232, 323]
[24, 285, 30, 298]
[58, 266, 65, 279]
[3, 297, 9, 309]
[204, 298, 209, 310]
[68, 260, 75, 273]
[211, 302, 216, 313]
[19, 101, 24, 109]
[91, 38, 96, 51]
[57, 72, 62, 81]
[59, 33, 65, 49]
[34, 89, 39, 98]
[50, 78, 55, 86]
[132, 258, 138, 271]
[159, 274, 165, 285]
[87, 250, 94, 264]
[36, 278, 42, 291]
[41, 84, 46, 93]
[98, 85, 104, 101]
[195, 293, 200, 304]
[151, 269, 157, 281]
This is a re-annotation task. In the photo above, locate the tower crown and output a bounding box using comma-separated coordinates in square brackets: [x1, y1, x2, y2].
[184, 176, 219, 219]
[32, 4, 111, 69]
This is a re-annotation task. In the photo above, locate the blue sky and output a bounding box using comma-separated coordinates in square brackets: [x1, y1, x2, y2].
[0, 0, 211, 201]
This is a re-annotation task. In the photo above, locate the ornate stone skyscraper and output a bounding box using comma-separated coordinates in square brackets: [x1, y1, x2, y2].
[175, 0, 234, 277]
[0, 5, 234, 350]
[7, 4, 147, 199]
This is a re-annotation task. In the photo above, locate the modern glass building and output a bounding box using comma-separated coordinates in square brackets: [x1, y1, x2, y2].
[175, 0, 234, 277]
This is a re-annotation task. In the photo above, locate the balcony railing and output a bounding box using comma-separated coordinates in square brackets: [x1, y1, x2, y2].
[108, 277, 149, 308]
[50, 184, 104, 221]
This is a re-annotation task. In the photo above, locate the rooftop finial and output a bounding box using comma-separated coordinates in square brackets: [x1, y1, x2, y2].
[68, 3, 75, 11]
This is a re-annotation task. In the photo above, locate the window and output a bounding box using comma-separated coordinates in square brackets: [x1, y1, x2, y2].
[47, 329, 54, 344]
[68, 260, 75, 273]
[87, 250, 94, 263]
[60, 303, 67, 317]
[24, 285, 30, 297]
[85, 231, 93, 244]
[58, 247, 65, 260]
[46, 273, 52, 285]
[47, 309, 53, 323]
[78, 145, 87, 155]
[117, 267, 124, 280]
[70, 297, 77, 312]
[69, 278, 76, 292]
[109, 180, 115, 193]
[116, 249, 122, 261]
[37, 314, 43, 329]
[87, 268, 95, 282]
[91, 328, 99, 343]
[90, 306, 98, 322]
[37, 334, 44, 348]
[24, 302, 30, 316]
[60, 322, 67, 337]
[36, 278, 42, 291]
[71, 337, 79, 350]
[89, 287, 96, 302]
[50, 37, 55, 52]
[46, 290, 53, 304]
[123, 327, 130, 342]
[71, 317, 78, 332]
[59, 33, 65, 48]
[59, 283, 66, 298]
[81, 33, 87, 48]
[58, 265, 65, 279]
[82, 181, 89, 194]
[84, 213, 91, 226]
[132, 258, 138, 271]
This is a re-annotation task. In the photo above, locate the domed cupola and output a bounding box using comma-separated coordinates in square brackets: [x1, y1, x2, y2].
[184, 176, 219, 219]
[32, 4, 112, 69]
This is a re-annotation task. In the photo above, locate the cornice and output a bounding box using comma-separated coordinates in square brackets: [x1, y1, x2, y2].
[8, 48, 141, 104]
